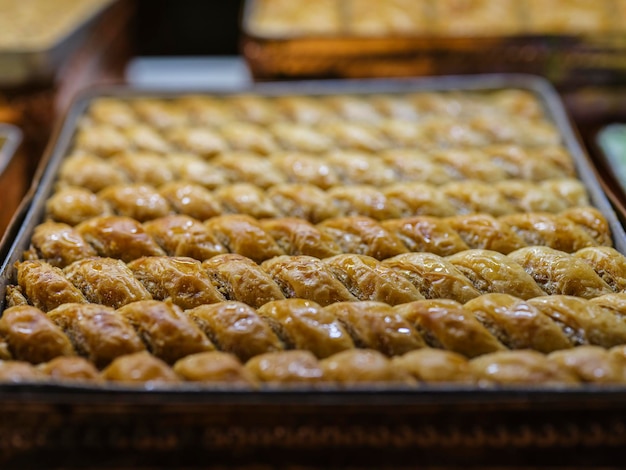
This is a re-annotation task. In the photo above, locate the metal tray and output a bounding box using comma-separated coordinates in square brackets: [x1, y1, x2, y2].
[0, 0, 116, 87]
[1, 74, 626, 468]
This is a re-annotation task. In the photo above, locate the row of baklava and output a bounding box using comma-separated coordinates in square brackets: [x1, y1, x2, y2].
[84, 91, 547, 130]
[73, 116, 560, 158]
[3, 295, 626, 379]
[45, 178, 590, 226]
[29, 208, 611, 270]
[11, 244, 626, 315]
[56, 146, 575, 193]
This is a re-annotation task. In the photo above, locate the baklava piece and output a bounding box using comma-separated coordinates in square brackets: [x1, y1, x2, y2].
[159, 182, 223, 220]
[102, 351, 180, 384]
[561, 206, 612, 247]
[58, 154, 128, 192]
[25, 221, 97, 267]
[526, 0, 612, 33]
[261, 218, 343, 259]
[575, 247, 626, 293]
[127, 256, 225, 309]
[64, 257, 152, 309]
[320, 122, 388, 152]
[274, 96, 334, 125]
[124, 124, 171, 154]
[328, 186, 402, 221]
[325, 301, 425, 356]
[540, 179, 589, 208]
[346, 0, 431, 36]
[77, 216, 165, 262]
[324, 96, 382, 124]
[117, 300, 214, 364]
[383, 217, 469, 256]
[74, 124, 129, 157]
[261, 256, 357, 306]
[442, 181, 517, 216]
[447, 249, 546, 300]
[257, 299, 354, 358]
[463, 294, 572, 353]
[548, 346, 626, 384]
[508, 247, 612, 299]
[431, 149, 508, 182]
[205, 214, 284, 263]
[318, 216, 408, 260]
[48, 303, 145, 368]
[270, 123, 333, 154]
[88, 98, 138, 128]
[392, 349, 476, 384]
[325, 151, 397, 187]
[590, 293, 626, 319]
[470, 350, 578, 386]
[245, 350, 325, 384]
[433, 0, 522, 36]
[167, 153, 229, 189]
[0, 305, 75, 363]
[268, 184, 342, 223]
[131, 99, 188, 129]
[175, 96, 233, 126]
[40, 356, 101, 382]
[227, 95, 281, 125]
[16, 260, 86, 311]
[384, 183, 458, 218]
[381, 150, 452, 185]
[271, 153, 341, 189]
[0, 361, 43, 383]
[482, 145, 574, 181]
[321, 349, 412, 384]
[173, 351, 255, 385]
[395, 299, 505, 358]
[446, 214, 526, 254]
[187, 302, 283, 361]
[202, 254, 285, 308]
[98, 184, 171, 222]
[167, 126, 228, 158]
[528, 296, 626, 348]
[144, 215, 227, 260]
[220, 122, 278, 155]
[495, 180, 567, 214]
[46, 186, 112, 226]
[215, 183, 282, 219]
[323, 254, 424, 305]
[212, 153, 286, 189]
[383, 253, 481, 304]
[112, 152, 174, 186]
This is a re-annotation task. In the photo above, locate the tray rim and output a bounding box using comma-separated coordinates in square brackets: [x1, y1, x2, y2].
[2, 73, 626, 400]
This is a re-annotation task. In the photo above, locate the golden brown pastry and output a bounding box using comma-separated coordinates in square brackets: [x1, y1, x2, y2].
[442, 181, 516, 216]
[0, 360, 43, 382]
[167, 126, 228, 157]
[117, 300, 214, 364]
[270, 123, 333, 154]
[205, 214, 284, 263]
[589, 293, 626, 319]
[25, 221, 97, 268]
[324, 96, 382, 124]
[328, 186, 401, 221]
[447, 249, 546, 300]
[111, 152, 174, 186]
[173, 351, 254, 384]
[508, 247, 612, 299]
[39, 356, 101, 381]
[268, 184, 342, 223]
[381, 150, 452, 185]
[46, 186, 111, 226]
[383, 253, 481, 303]
[274, 96, 335, 125]
[382, 217, 469, 256]
[74, 124, 129, 157]
[548, 346, 626, 384]
[175, 96, 233, 126]
[412, 117, 489, 149]
[318, 216, 408, 260]
[392, 349, 476, 383]
[481, 145, 574, 181]
[98, 184, 172, 222]
[16, 260, 86, 311]
[102, 351, 180, 384]
[463, 294, 572, 353]
[526, 0, 612, 33]
[4, 286, 28, 308]
[88, 98, 138, 128]
[575, 247, 626, 293]
[64, 257, 152, 309]
[227, 95, 281, 125]
[124, 124, 171, 153]
[77, 216, 165, 262]
[371, 95, 419, 121]
[431, 149, 508, 182]
[323, 254, 424, 305]
[58, 154, 128, 192]
[540, 179, 589, 208]
[212, 153, 286, 189]
[159, 182, 223, 221]
[495, 180, 566, 213]
[499, 213, 597, 253]
[470, 350, 579, 386]
[245, 350, 324, 384]
[528, 295, 626, 348]
[271, 153, 340, 189]
[384, 183, 458, 218]
[220, 122, 278, 155]
[48, 303, 145, 368]
[215, 183, 281, 219]
[325, 151, 396, 186]
[261, 256, 357, 306]
[202, 254, 285, 308]
[325, 301, 425, 356]
[320, 349, 412, 384]
[144, 215, 227, 260]
[347, 0, 430, 36]
[257, 299, 354, 358]
[167, 153, 229, 188]
[433, 0, 521, 35]
[561, 206, 612, 247]
[0, 305, 75, 363]
[395, 299, 505, 358]
[131, 99, 188, 129]
[187, 302, 283, 361]
[127, 256, 224, 309]
[261, 218, 342, 258]
[487, 90, 546, 120]
[446, 214, 526, 254]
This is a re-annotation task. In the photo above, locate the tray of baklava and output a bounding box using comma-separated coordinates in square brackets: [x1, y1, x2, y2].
[4, 74, 626, 465]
